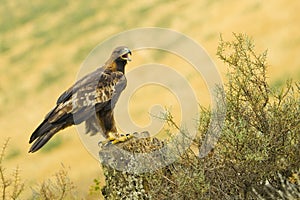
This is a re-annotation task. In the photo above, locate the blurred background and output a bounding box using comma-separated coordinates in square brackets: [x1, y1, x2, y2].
[0, 0, 299, 198]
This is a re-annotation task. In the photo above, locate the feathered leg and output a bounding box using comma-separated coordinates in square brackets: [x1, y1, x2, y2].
[97, 111, 133, 146]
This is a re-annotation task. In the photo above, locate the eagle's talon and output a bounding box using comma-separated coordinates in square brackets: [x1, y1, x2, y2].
[99, 132, 134, 148]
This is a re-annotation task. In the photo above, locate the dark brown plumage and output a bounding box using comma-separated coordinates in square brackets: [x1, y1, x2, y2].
[29, 46, 132, 153]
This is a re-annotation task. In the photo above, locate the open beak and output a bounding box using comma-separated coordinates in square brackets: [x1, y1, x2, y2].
[121, 50, 132, 61]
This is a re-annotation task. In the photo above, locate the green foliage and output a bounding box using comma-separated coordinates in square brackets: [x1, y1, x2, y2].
[196, 33, 300, 199]
[89, 178, 102, 197]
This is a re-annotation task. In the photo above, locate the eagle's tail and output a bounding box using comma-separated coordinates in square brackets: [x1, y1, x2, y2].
[28, 119, 63, 153]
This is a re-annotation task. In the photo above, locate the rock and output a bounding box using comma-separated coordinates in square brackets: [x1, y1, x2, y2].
[99, 131, 201, 200]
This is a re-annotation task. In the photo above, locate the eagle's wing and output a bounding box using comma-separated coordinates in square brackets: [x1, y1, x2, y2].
[56, 67, 104, 104]
[29, 68, 126, 152]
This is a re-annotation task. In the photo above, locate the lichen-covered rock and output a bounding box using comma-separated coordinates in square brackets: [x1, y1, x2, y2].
[100, 132, 164, 199]
[99, 132, 206, 200]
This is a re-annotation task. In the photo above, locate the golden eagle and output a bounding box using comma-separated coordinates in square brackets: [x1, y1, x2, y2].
[29, 46, 132, 153]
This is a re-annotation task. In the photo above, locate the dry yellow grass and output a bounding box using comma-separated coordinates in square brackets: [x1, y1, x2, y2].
[0, 0, 299, 198]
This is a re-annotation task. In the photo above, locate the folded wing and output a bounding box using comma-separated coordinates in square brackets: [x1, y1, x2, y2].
[29, 68, 126, 152]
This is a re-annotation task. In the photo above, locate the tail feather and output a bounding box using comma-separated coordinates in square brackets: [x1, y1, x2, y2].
[29, 100, 75, 153]
[29, 119, 53, 143]
[29, 120, 63, 153]
[29, 106, 58, 144]
[28, 128, 58, 153]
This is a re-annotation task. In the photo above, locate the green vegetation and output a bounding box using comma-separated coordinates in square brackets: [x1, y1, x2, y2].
[89, 178, 102, 199]
[196, 33, 300, 199]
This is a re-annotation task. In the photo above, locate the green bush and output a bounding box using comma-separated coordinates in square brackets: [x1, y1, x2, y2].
[197, 33, 300, 199]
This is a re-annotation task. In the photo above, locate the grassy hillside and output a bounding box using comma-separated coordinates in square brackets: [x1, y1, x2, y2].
[0, 0, 299, 198]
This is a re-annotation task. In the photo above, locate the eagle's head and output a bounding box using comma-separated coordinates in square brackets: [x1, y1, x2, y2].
[111, 46, 132, 62]
[106, 46, 132, 73]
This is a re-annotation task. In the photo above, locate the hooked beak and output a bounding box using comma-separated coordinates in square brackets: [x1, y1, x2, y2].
[120, 49, 132, 62]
